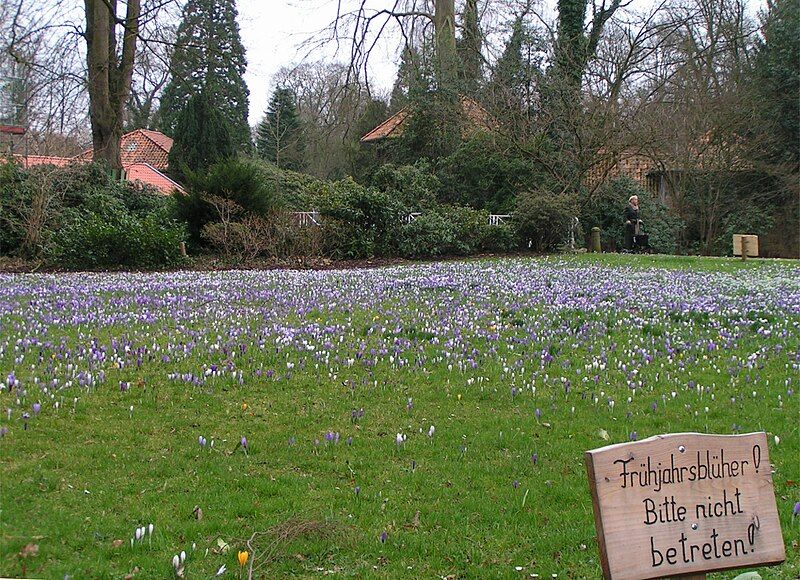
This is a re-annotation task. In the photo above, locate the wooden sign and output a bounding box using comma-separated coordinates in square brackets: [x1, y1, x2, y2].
[733, 234, 759, 257]
[586, 433, 785, 579]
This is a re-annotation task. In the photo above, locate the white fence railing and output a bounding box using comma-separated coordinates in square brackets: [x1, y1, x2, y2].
[292, 211, 513, 227]
[488, 214, 511, 226]
[293, 211, 321, 226]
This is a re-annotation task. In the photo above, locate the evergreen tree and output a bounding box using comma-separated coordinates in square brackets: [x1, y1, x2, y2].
[488, 14, 545, 124]
[456, 0, 482, 95]
[158, 0, 251, 151]
[256, 88, 305, 171]
[753, 0, 799, 169]
[389, 46, 429, 112]
[491, 16, 527, 103]
[349, 98, 390, 182]
[554, 0, 588, 93]
[168, 91, 235, 183]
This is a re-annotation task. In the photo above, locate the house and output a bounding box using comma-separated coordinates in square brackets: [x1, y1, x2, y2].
[360, 96, 496, 143]
[13, 129, 184, 195]
[584, 151, 663, 200]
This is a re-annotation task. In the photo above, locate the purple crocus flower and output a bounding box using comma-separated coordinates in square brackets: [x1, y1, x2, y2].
[793, 502, 800, 517]
[406, 398, 413, 411]
[240, 436, 248, 451]
[199, 436, 206, 447]
[629, 431, 638, 441]
[354, 486, 361, 496]
[512, 480, 519, 489]
[0, 426, 8, 437]
[531, 453, 539, 465]
[379, 531, 388, 543]
[32, 403, 41, 415]
[535, 408, 542, 420]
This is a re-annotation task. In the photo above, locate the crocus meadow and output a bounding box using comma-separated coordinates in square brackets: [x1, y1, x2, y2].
[0, 256, 798, 577]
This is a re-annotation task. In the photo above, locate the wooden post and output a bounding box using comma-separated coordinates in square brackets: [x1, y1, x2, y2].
[179, 242, 187, 257]
[741, 237, 748, 261]
[591, 227, 601, 253]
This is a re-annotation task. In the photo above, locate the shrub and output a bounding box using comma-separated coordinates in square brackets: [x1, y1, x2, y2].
[0, 161, 33, 255]
[371, 162, 440, 210]
[715, 205, 775, 256]
[175, 158, 282, 245]
[319, 178, 406, 259]
[514, 190, 577, 252]
[581, 178, 682, 253]
[397, 206, 517, 258]
[257, 162, 329, 210]
[398, 212, 456, 258]
[0, 161, 171, 258]
[436, 133, 539, 212]
[50, 209, 185, 270]
[446, 205, 516, 254]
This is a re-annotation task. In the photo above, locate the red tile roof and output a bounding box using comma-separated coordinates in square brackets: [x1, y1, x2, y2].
[360, 109, 411, 143]
[14, 154, 74, 168]
[360, 96, 496, 143]
[0, 124, 25, 135]
[12, 129, 182, 195]
[76, 129, 173, 169]
[125, 163, 184, 195]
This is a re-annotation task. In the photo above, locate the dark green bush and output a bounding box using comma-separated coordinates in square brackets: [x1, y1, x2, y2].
[436, 133, 539, 212]
[0, 161, 32, 255]
[398, 212, 456, 257]
[371, 162, 440, 210]
[515, 189, 577, 252]
[175, 158, 282, 245]
[49, 209, 185, 270]
[715, 205, 775, 256]
[397, 206, 517, 258]
[581, 178, 682, 253]
[257, 162, 329, 210]
[319, 178, 406, 259]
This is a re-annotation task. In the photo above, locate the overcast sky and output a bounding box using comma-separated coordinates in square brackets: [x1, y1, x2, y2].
[237, 0, 400, 126]
[236, 0, 767, 127]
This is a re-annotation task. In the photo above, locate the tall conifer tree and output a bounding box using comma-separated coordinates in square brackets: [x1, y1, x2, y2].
[389, 46, 428, 112]
[168, 90, 235, 182]
[158, 0, 251, 151]
[256, 88, 305, 171]
[456, 0, 482, 94]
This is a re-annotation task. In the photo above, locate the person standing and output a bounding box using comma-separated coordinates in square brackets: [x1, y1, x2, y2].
[624, 195, 641, 250]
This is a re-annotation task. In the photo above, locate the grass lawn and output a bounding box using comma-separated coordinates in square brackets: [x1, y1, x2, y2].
[1, 254, 798, 578]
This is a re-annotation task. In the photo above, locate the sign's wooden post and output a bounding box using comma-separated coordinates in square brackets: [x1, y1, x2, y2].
[586, 433, 785, 580]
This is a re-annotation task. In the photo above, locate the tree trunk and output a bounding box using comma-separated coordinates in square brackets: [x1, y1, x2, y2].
[434, 0, 457, 90]
[84, 0, 140, 171]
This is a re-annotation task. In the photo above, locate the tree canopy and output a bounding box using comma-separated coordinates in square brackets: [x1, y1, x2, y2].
[158, 0, 251, 151]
